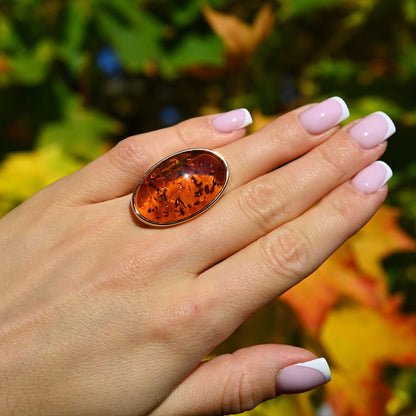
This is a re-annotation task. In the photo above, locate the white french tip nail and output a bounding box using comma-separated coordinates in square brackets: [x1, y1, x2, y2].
[240, 108, 253, 128]
[332, 96, 350, 124]
[295, 358, 332, 382]
[374, 111, 396, 140]
[374, 160, 393, 186]
[211, 108, 253, 133]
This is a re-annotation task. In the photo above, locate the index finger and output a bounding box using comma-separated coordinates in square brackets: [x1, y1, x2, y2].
[48, 110, 252, 204]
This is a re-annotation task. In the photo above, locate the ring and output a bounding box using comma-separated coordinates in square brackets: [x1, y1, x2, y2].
[131, 148, 230, 227]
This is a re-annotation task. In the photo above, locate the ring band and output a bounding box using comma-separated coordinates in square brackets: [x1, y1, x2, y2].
[131, 148, 229, 227]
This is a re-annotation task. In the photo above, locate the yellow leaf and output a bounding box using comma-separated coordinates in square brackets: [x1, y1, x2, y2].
[0, 146, 82, 216]
[237, 393, 314, 416]
[251, 110, 278, 132]
[322, 305, 416, 416]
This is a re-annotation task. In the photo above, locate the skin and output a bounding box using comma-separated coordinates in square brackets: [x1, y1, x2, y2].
[0, 104, 387, 416]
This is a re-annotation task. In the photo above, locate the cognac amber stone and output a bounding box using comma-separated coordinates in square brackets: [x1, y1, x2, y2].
[132, 149, 229, 226]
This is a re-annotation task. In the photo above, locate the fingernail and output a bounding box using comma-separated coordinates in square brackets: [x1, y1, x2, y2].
[349, 112, 396, 149]
[277, 358, 331, 394]
[351, 161, 393, 194]
[299, 97, 350, 134]
[211, 108, 253, 133]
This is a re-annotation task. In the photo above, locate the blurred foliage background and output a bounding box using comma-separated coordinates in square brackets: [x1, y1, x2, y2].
[1, 0, 416, 415]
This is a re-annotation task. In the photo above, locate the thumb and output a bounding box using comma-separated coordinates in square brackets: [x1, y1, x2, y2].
[150, 344, 331, 416]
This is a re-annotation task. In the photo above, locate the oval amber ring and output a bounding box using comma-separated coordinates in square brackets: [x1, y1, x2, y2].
[131, 148, 230, 227]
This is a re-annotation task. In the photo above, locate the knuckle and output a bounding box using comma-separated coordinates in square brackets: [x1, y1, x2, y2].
[234, 370, 257, 412]
[260, 227, 309, 280]
[109, 137, 153, 175]
[164, 298, 202, 333]
[95, 239, 161, 294]
[222, 369, 256, 414]
[221, 355, 267, 414]
[316, 142, 352, 180]
[115, 240, 162, 283]
[172, 121, 201, 148]
[326, 191, 356, 226]
[82, 214, 125, 241]
[152, 293, 212, 348]
[238, 180, 286, 233]
[106, 243, 200, 318]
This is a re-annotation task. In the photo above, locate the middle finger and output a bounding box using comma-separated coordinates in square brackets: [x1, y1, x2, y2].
[179, 110, 395, 272]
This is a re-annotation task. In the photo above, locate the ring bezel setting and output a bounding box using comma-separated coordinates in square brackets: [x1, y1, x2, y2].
[131, 148, 229, 227]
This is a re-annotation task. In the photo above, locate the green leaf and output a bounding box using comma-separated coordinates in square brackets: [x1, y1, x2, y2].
[348, 96, 402, 121]
[9, 39, 54, 85]
[95, 0, 149, 23]
[0, 14, 17, 50]
[57, 1, 91, 74]
[161, 34, 224, 77]
[397, 43, 416, 81]
[170, 1, 202, 27]
[280, 0, 343, 18]
[403, 0, 416, 23]
[305, 59, 358, 84]
[37, 97, 119, 161]
[96, 7, 164, 72]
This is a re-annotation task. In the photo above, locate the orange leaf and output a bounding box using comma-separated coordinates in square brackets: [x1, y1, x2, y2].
[203, 4, 275, 69]
[0, 55, 9, 74]
[280, 250, 386, 334]
[280, 206, 415, 334]
[321, 304, 416, 416]
[350, 205, 415, 278]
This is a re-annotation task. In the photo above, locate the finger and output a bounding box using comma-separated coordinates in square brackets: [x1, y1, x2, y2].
[179, 111, 394, 271]
[220, 96, 350, 190]
[119, 99, 348, 233]
[149, 345, 330, 416]
[53, 97, 346, 205]
[196, 164, 390, 324]
[53, 109, 253, 204]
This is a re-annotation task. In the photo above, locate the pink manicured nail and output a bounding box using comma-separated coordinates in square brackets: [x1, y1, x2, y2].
[349, 112, 396, 149]
[351, 161, 393, 194]
[299, 97, 350, 134]
[277, 358, 331, 394]
[211, 108, 253, 133]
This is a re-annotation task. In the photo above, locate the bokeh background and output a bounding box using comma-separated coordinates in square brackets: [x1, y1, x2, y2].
[1, 0, 416, 415]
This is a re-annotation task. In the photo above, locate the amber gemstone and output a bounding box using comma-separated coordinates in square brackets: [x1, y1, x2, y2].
[132, 149, 229, 226]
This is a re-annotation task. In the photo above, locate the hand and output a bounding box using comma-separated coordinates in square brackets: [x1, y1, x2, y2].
[0, 98, 394, 415]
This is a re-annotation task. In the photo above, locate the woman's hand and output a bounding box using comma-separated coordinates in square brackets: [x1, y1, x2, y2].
[0, 98, 394, 416]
